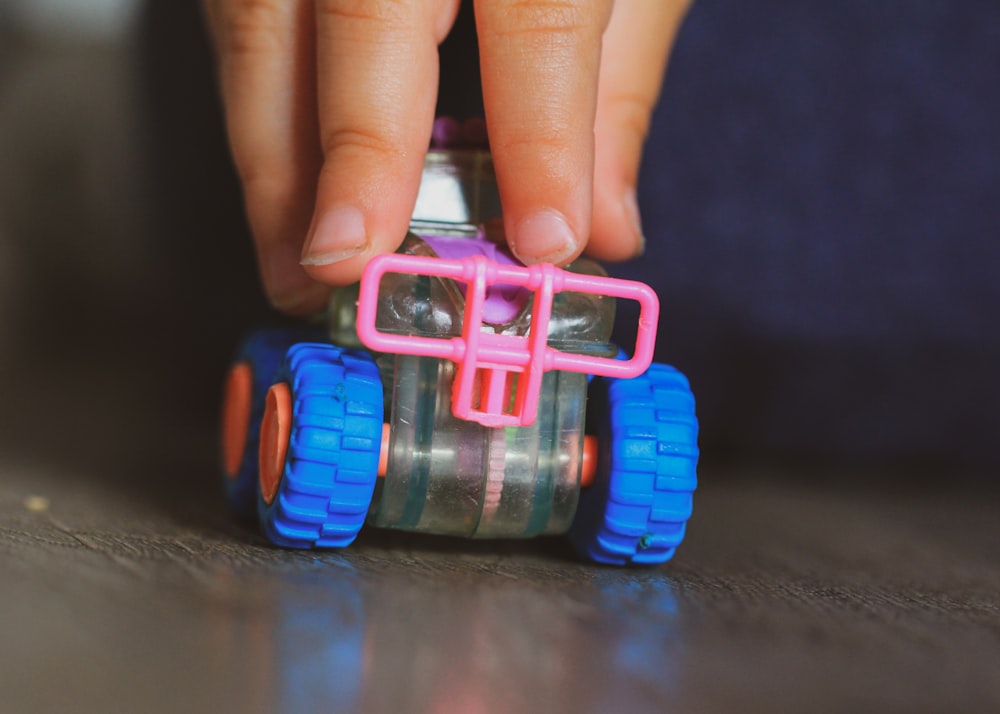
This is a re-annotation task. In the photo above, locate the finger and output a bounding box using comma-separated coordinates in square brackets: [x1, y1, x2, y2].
[301, 0, 460, 286]
[207, 0, 329, 315]
[588, 0, 691, 262]
[474, 0, 613, 266]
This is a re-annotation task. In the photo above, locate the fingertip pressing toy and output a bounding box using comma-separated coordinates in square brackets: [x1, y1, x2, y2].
[220, 126, 699, 565]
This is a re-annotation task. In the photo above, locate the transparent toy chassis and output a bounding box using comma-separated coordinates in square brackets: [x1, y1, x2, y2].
[220, 150, 699, 566]
[223, 236, 698, 564]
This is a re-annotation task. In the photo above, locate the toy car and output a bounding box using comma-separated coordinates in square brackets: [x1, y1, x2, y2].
[220, 135, 699, 565]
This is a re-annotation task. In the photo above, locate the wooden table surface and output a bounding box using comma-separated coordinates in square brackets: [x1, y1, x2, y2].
[2, 352, 997, 713]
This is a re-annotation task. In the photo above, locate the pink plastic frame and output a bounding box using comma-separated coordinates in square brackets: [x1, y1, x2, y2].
[358, 253, 660, 428]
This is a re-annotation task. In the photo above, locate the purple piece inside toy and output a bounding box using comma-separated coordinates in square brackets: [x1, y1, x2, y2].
[431, 117, 488, 149]
[423, 234, 531, 324]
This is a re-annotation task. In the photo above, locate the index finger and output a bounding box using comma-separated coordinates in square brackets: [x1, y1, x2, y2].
[474, 0, 613, 266]
[300, 0, 460, 286]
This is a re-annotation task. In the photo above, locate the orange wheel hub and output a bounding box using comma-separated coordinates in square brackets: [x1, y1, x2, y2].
[581, 435, 598, 488]
[221, 362, 253, 479]
[259, 382, 292, 505]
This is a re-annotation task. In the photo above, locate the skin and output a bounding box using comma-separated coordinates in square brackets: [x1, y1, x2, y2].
[203, 0, 691, 316]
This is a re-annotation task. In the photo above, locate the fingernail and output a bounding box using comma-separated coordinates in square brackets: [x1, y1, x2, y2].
[510, 209, 578, 265]
[301, 204, 368, 266]
[624, 189, 646, 257]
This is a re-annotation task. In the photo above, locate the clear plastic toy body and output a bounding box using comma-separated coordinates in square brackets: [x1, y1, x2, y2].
[221, 136, 700, 565]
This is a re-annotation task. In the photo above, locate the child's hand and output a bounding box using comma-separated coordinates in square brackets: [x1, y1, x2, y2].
[203, 1, 689, 315]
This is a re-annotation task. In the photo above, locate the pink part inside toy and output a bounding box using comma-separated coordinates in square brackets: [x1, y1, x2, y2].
[358, 253, 659, 428]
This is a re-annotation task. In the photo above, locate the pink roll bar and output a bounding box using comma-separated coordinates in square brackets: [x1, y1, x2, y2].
[357, 253, 660, 428]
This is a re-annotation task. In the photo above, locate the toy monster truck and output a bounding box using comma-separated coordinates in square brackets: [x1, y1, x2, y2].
[220, 133, 699, 565]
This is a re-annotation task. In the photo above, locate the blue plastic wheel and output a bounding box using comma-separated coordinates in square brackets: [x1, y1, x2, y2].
[569, 363, 699, 566]
[257, 343, 384, 549]
[221, 327, 324, 518]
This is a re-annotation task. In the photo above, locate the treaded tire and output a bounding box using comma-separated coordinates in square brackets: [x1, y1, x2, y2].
[569, 363, 699, 565]
[222, 327, 323, 518]
[258, 343, 384, 549]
